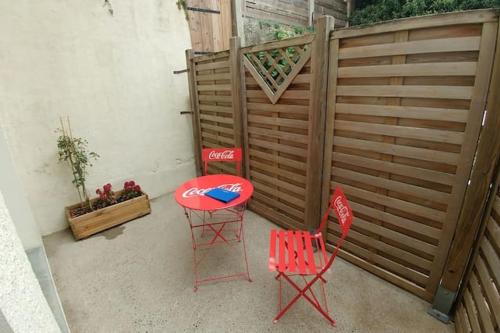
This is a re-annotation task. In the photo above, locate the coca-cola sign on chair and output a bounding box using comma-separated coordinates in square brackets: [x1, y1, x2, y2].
[202, 148, 242, 175]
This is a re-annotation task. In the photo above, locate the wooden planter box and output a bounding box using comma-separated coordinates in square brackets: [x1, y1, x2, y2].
[65, 190, 151, 240]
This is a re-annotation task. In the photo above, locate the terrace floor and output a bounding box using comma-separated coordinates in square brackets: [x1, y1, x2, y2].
[44, 193, 454, 332]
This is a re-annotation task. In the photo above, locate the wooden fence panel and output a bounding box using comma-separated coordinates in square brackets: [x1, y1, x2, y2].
[242, 36, 313, 230]
[455, 176, 500, 333]
[322, 10, 499, 301]
[188, 39, 243, 175]
[241, 17, 332, 230]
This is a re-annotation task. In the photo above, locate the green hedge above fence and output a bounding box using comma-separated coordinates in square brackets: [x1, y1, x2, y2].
[350, 0, 500, 25]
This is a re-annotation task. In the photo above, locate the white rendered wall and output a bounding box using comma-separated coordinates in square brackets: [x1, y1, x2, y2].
[0, 128, 42, 250]
[0, 189, 60, 332]
[0, 1, 195, 235]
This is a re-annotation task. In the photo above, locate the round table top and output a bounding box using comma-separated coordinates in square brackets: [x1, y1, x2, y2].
[175, 174, 254, 211]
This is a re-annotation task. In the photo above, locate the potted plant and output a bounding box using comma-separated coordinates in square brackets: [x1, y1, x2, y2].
[58, 117, 151, 240]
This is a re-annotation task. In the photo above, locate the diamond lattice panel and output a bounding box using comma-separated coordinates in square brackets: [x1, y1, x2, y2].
[243, 44, 311, 104]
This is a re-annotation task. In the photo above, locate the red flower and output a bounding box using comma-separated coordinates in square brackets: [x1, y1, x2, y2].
[103, 183, 112, 192]
[96, 189, 102, 194]
[134, 185, 141, 193]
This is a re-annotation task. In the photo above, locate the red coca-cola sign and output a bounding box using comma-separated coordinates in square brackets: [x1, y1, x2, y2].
[202, 148, 242, 162]
[332, 187, 353, 235]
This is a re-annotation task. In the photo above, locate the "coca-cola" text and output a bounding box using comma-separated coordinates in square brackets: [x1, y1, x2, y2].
[208, 150, 234, 160]
[182, 183, 242, 198]
[334, 197, 350, 225]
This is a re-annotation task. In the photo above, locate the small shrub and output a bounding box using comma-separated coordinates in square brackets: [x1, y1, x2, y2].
[350, 0, 500, 26]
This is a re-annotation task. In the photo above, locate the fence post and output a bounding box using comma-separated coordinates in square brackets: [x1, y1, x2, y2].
[429, 19, 500, 322]
[304, 16, 334, 229]
[229, 36, 245, 176]
[185, 49, 202, 176]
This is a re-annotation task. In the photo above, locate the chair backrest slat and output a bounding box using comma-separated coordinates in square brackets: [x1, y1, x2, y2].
[201, 148, 242, 175]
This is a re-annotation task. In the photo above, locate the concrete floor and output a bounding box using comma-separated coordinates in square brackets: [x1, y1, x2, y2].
[44, 193, 454, 333]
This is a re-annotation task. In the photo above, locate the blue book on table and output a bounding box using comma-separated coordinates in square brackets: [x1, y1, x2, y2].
[205, 188, 240, 203]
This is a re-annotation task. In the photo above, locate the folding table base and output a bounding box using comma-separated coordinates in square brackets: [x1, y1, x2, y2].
[184, 207, 251, 291]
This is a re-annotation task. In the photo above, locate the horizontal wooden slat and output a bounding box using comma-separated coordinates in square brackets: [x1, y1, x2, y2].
[338, 62, 477, 78]
[241, 34, 315, 54]
[335, 120, 464, 145]
[327, 233, 430, 287]
[334, 136, 460, 165]
[338, 36, 481, 59]
[250, 169, 305, 196]
[252, 180, 305, 208]
[336, 85, 473, 100]
[196, 60, 230, 71]
[252, 191, 305, 220]
[350, 201, 441, 240]
[249, 138, 307, 156]
[249, 200, 303, 230]
[329, 222, 433, 271]
[331, 9, 497, 39]
[197, 84, 231, 92]
[250, 159, 306, 184]
[326, 243, 432, 300]
[201, 132, 234, 145]
[331, 181, 446, 222]
[332, 167, 451, 204]
[248, 114, 309, 129]
[332, 152, 455, 186]
[199, 114, 234, 124]
[246, 102, 309, 114]
[198, 95, 232, 103]
[332, 213, 437, 256]
[246, 89, 310, 100]
[199, 104, 233, 114]
[248, 126, 308, 143]
[335, 103, 469, 123]
[200, 123, 234, 135]
[249, 149, 307, 170]
[196, 72, 231, 81]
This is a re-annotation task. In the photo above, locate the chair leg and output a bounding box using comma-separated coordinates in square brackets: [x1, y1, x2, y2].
[274, 274, 336, 326]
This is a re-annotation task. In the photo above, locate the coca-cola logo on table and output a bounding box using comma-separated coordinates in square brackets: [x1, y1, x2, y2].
[334, 196, 350, 226]
[182, 183, 242, 198]
[208, 150, 234, 160]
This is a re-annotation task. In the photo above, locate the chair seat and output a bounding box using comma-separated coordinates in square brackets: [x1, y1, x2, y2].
[268, 230, 329, 275]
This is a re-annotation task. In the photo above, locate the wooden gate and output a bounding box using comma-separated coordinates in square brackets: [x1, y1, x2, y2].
[322, 11, 499, 301]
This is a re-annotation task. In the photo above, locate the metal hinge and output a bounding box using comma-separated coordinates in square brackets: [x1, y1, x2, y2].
[186, 7, 220, 14]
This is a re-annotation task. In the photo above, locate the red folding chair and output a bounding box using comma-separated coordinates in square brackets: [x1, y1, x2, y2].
[202, 148, 242, 176]
[267, 186, 354, 326]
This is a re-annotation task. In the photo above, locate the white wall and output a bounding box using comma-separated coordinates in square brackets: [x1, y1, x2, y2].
[0, 128, 42, 250]
[0, 189, 60, 332]
[0, 1, 196, 235]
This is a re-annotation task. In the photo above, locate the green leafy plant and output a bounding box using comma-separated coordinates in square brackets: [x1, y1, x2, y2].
[350, 0, 500, 26]
[57, 117, 99, 211]
[177, 0, 189, 20]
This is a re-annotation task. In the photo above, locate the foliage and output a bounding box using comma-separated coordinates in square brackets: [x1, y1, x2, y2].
[350, 0, 500, 26]
[95, 183, 116, 209]
[248, 21, 314, 83]
[57, 117, 99, 209]
[176, 0, 189, 20]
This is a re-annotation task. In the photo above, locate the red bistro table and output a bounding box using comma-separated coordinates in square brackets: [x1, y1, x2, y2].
[175, 174, 254, 290]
